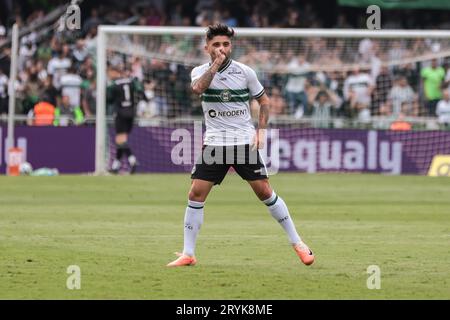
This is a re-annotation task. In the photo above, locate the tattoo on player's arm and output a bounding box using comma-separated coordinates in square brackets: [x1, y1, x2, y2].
[259, 103, 270, 129]
[192, 65, 220, 94]
[257, 94, 271, 129]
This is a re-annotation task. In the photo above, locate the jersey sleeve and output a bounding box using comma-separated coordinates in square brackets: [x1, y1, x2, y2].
[191, 66, 203, 86]
[245, 66, 265, 99]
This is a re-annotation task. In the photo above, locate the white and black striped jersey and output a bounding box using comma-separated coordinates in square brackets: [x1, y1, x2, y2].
[191, 59, 265, 146]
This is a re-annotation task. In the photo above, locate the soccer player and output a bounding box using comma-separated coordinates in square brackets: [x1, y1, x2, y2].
[107, 66, 146, 174]
[167, 24, 314, 267]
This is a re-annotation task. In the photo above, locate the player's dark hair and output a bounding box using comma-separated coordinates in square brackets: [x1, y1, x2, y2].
[206, 23, 234, 41]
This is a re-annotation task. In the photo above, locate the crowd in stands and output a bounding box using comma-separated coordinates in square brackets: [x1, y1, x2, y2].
[0, 0, 450, 128]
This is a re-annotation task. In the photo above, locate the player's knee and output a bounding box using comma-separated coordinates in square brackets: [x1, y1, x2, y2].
[257, 185, 273, 201]
[259, 190, 273, 201]
[188, 189, 207, 202]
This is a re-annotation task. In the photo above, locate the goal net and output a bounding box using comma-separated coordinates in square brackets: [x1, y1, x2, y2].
[95, 27, 450, 175]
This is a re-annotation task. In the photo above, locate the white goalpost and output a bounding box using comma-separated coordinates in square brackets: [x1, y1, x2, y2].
[95, 26, 450, 175]
[7, 24, 19, 154]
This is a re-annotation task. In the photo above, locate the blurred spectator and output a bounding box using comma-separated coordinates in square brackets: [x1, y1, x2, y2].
[284, 54, 311, 118]
[72, 39, 89, 66]
[146, 5, 164, 26]
[27, 101, 55, 126]
[40, 76, 59, 107]
[136, 81, 157, 121]
[147, 59, 170, 117]
[84, 26, 98, 55]
[36, 39, 52, 64]
[246, 11, 269, 28]
[388, 41, 407, 62]
[395, 63, 420, 93]
[47, 47, 71, 89]
[310, 89, 341, 128]
[358, 38, 375, 63]
[421, 59, 445, 116]
[306, 38, 327, 64]
[0, 47, 11, 76]
[169, 3, 184, 26]
[82, 8, 101, 35]
[0, 23, 6, 45]
[372, 65, 393, 115]
[444, 67, 450, 95]
[60, 65, 83, 112]
[195, 0, 215, 13]
[299, 4, 318, 28]
[54, 95, 84, 126]
[222, 9, 238, 27]
[390, 113, 412, 131]
[436, 91, 450, 128]
[79, 57, 95, 79]
[343, 66, 374, 123]
[35, 60, 48, 82]
[23, 65, 41, 114]
[81, 77, 96, 118]
[333, 13, 352, 29]
[370, 43, 382, 81]
[171, 63, 191, 117]
[381, 76, 418, 117]
[283, 8, 300, 28]
[131, 56, 144, 81]
[195, 9, 212, 26]
[18, 39, 36, 72]
[269, 87, 286, 116]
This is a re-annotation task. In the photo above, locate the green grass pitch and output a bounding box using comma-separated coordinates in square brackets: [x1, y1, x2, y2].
[0, 173, 449, 299]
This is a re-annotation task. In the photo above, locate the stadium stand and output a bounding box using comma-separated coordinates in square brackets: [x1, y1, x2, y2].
[0, 0, 449, 129]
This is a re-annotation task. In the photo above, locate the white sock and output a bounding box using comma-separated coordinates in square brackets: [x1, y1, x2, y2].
[128, 155, 137, 166]
[183, 200, 204, 257]
[111, 159, 121, 170]
[263, 191, 301, 245]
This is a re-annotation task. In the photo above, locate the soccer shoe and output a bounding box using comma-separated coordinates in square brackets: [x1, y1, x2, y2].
[128, 156, 138, 174]
[110, 160, 121, 174]
[293, 242, 315, 266]
[130, 162, 138, 174]
[109, 168, 119, 174]
[166, 252, 197, 267]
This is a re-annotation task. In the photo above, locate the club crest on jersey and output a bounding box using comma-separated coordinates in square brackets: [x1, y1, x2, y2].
[220, 90, 231, 102]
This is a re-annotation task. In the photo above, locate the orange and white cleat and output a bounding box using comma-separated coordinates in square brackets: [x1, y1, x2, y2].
[293, 242, 315, 266]
[166, 252, 197, 267]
